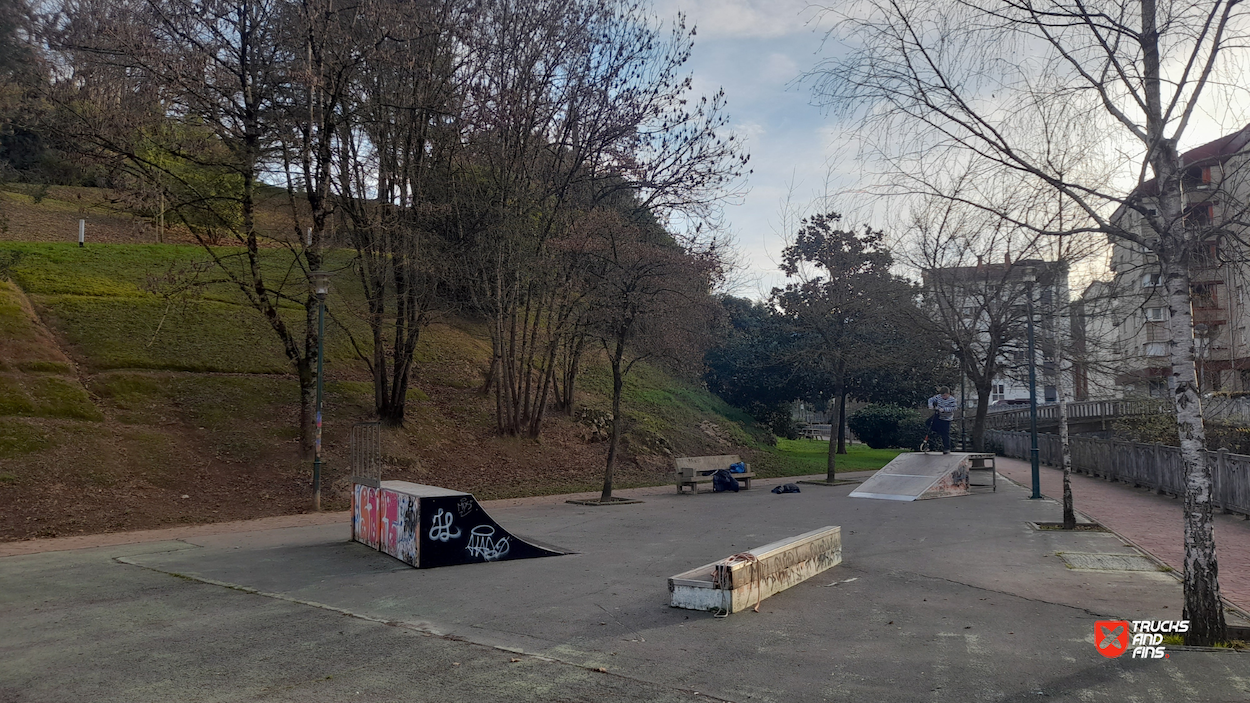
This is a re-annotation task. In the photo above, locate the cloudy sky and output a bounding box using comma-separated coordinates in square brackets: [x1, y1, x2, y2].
[652, 1, 1249, 300]
[652, 0, 846, 299]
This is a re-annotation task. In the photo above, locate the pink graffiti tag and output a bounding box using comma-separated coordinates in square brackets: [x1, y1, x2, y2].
[380, 490, 400, 554]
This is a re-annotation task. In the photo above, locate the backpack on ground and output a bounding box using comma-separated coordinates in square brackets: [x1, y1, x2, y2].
[712, 469, 740, 492]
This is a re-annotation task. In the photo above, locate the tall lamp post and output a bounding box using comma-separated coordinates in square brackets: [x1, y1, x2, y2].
[959, 356, 967, 451]
[1024, 266, 1041, 499]
[310, 271, 332, 511]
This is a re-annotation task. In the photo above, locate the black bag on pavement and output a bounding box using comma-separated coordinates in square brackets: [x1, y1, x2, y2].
[712, 469, 740, 492]
[771, 483, 801, 494]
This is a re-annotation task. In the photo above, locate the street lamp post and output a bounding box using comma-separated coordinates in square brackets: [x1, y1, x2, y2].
[959, 357, 967, 451]
[1024, 266, 1041, 500]
[310, 271, 331, 511]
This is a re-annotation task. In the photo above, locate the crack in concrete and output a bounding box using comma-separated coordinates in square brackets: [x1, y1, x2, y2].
[892, 568, 1118, 619]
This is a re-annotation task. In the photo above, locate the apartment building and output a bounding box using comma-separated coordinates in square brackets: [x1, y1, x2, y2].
[1094, 124, 1250, 397]
[924, 257, 1070, 407]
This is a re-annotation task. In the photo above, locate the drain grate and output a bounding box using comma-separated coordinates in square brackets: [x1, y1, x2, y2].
[1058, 552, 1164, 572]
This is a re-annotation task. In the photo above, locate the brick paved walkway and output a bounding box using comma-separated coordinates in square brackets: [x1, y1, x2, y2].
[995, 456, 1250, 616]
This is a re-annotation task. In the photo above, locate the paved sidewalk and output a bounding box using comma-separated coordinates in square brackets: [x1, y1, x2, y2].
[995, 456, 1250, 616]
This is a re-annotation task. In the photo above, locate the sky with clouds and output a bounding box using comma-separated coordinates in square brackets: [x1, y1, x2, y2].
[651, 0, 846, 299]
[652, 1, 1250, 300]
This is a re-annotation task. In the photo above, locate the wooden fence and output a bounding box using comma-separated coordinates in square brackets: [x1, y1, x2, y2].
[985, 430, 1250, 517]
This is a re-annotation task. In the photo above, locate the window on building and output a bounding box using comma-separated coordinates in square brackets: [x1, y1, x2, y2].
[1185, 202, 1215, 232]
[1183, 166, 1214, 191]
[1148, 380, 1168, 397]
[1192, 283, 1218, 309]
[1194, 238, 1220, 267]
[1044, 385, 1057, 402]
[1144, 307, 1167, 322]
[1144, 342, 1168, 357]
[1142, 272, 1161, 287]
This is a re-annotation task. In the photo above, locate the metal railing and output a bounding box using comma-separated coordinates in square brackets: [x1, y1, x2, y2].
[350, 421, 382, 481]
[1202, 396, 1250, 425]
[983, 398, 1169, 429]
[985, 429, 1250, 517]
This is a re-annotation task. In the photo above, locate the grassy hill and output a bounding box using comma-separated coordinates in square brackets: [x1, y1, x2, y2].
[0, 189, 899, 541]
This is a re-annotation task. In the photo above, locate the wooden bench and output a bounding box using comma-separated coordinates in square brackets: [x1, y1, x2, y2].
[675, 454, 754, 493]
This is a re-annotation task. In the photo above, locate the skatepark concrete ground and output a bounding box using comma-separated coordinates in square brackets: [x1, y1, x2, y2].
[2, 468, 1248, 702]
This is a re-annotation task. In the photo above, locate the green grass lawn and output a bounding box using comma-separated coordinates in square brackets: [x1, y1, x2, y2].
[577, 359, 774, 457]
[766, 438, 902, 476]
[0, 242, 369, 373]
[0, 239, 806, 504]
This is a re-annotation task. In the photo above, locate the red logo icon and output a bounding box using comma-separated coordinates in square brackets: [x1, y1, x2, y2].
[1095, 620, 1131, 658]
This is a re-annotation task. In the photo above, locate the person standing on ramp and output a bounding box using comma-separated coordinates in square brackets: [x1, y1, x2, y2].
[926, 387, 957, 454]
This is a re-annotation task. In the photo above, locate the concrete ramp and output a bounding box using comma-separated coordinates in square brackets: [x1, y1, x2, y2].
[352, 481, 569, 568]
[848, 452, 972, 501]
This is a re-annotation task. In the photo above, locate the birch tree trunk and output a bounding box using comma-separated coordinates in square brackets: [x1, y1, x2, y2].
[1161, 245, 1226, 645]
[1058, 359, 1075, 530]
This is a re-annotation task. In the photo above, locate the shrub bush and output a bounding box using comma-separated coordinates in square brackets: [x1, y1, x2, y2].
[896, 414, 930, 450]
[768, 410, 799, 441]
[848, 404, 925, 449]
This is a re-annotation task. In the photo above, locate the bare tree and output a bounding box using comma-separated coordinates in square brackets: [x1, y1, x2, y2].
[453, 0, 747, 437]
[580, 208, 720, 503]
[814, 0, 1250, 643]
[908, 196, 1045, 450]
[306, 0, 468, 425]
[51, 0, 342, 459]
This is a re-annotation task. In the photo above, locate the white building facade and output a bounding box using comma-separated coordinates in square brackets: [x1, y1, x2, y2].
[1088, 124, 1250, 397]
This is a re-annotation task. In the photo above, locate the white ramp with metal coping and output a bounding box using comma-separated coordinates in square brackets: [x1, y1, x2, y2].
[849, 452, 973, 501]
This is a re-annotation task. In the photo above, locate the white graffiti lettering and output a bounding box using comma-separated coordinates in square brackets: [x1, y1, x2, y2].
[465, 525, 511, 561]
[457, 497, 475, 518]
[428, 508, 461, 542]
